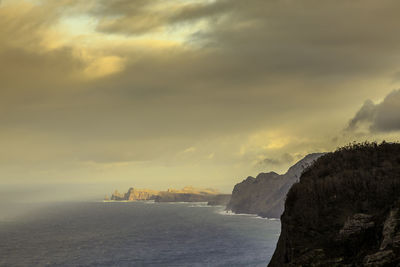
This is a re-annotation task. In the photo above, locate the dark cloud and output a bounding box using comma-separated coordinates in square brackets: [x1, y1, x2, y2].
[2, 0, 400, 187]
[258, 153, 294, 168]
[91, 0, 400, 78]
[346, 99, 377, 131]
[346, 89, 400, 133]
[372, 90, 400, 132]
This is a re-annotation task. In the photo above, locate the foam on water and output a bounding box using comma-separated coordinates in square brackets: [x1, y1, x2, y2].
[0, 201, 281, 266]
[215, 207, 280, 221]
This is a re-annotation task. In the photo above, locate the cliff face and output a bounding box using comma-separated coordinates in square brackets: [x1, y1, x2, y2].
[155, 192, 213, 202]
[108, 186, 227, 203]
[110, 190, 125, 200]
[110, 188, 159, 201]
[227, 153, 324, 218]
[269, 142, 400, 266]
[154, 187, 222, 203]
[125, 188, 159, 201]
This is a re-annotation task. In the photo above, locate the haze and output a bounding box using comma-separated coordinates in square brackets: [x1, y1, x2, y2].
[1, 0, 400, 205]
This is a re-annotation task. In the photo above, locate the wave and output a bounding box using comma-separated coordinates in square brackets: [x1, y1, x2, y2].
[162, 201, 209, 205]
[102, 200, 155, 204]
[187, 203, 213, 208]
[215, 208, 280, 221]
[102, 200, 131, 203]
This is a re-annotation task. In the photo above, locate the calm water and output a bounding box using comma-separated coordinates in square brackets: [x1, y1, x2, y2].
[0, 202, 280, 267]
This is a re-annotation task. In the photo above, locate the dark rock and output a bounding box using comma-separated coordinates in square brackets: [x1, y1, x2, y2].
[269, 142, 400, 266]
[363, 250, 395, 266]
[338, 213, 375, 240]
[227, 153, 324, 218]
[381, 207, 400, 250]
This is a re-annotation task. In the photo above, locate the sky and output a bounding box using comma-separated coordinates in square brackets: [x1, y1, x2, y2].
[1, 0, 400, 200]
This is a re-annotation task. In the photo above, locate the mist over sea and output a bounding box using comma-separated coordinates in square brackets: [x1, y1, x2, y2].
[0, 201, 280, 266]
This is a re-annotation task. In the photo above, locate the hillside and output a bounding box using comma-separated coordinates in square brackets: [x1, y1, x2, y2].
[269, 142, 400, 266]
[227, 153, 324, 218]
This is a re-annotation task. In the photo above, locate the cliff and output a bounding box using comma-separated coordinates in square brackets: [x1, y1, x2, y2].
[108, 186, 226, 203]
[125, 188, 159, 201]
[110, 188, 159, 201]
[269, 142, 400, 266]
[227, 153, 324, 218]
[155, 187, 222, 203]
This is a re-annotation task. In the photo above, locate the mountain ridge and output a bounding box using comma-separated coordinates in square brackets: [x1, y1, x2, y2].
[227, 153, 325, 218]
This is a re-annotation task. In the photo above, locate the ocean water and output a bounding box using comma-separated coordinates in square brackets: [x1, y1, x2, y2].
[0, 201, 280, 267]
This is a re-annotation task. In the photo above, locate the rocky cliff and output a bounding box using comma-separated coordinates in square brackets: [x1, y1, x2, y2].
[269, 142, 400, 266]
[110, 188, 159, 201]
[108, 186, 226, 203]
[227, 153, 324, 218]
[125, 188, 159, 201]
[155, 186, 222, 203]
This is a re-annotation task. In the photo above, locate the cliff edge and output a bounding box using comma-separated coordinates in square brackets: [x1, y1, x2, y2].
[269, 142, 400, 266]
[108, 186, 228, 203]
[227, 153, 324, 218]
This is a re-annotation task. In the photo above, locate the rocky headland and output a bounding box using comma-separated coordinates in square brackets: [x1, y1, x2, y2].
[110, 187, 160, 201]
[269, 142, 400, 266]
[107, 186, 229, 204]
[227, 153, 324, 218]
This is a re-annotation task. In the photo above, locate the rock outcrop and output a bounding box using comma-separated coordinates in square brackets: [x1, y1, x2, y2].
[125, 188, 159, 201]
[110, 188, 159, 201]
[110, 190, 125, 200]
[269, 142, 400, 266]
[155, 187, 222, 203]
[227, 153, 324, 218]
[107, 186, 228, 203]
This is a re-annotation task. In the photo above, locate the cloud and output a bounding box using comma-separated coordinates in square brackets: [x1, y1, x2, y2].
[346, 89, 400, 133]
[258, 153, 294, 169]
[2, 0, 400, 189]
[346, 99, 377, 131]
[92, 0, 227, 35]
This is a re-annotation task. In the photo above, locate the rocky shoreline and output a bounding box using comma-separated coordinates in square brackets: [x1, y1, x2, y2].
[105, 186, 231, 205]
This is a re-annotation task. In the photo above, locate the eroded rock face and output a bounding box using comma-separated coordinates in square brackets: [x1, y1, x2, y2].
[110, 190, 125, 200]
[227, 153, 324, 218]
[107, 186, 225, 203]
[338, 213, 375, 240]
[364, 250, 395, 266]
[124, 188, 159, 201]
[380, 207, 400, 250]
[269, 143, 400, 266]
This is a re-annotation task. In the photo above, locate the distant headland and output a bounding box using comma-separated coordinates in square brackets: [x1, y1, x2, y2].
[104, 186, 231, 206]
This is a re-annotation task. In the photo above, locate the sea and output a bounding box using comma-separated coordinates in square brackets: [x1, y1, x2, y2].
[0, 201, 280, 267]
